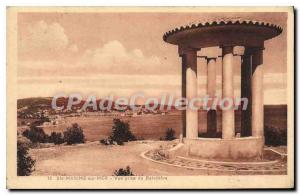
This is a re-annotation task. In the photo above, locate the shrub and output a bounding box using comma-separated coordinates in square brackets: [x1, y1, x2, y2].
[49, 132, 64, 145]
[63, 123, 85, 145]
[100, 138, 113, 145]
[22, 126, 48, 143]
[17, 140, 35, 176]
[164, 128, 176, 141]
[100, 139, 108, 145]
[264, 126, 287, 146]
[22, 129, 29, 137]
[17, 134, 34, 148]
[109, 119, 136, 145]
[113, 166, 134, 176]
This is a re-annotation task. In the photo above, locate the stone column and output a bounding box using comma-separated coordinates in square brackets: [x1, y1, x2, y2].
[206, 57, 217, 137]
[181, 55, 187, 138]
[241, 49, 252, 137]
[179, 46, 198, 139]
[251, 48, 264, 137]
[221, 46, 235, 139]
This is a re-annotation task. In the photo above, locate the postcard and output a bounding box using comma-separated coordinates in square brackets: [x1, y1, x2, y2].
[7, 6, 294, 189]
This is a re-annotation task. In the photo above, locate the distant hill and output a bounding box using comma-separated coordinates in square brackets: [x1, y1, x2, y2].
[17, 97, 52, 109]
[17, 97, 287, 115]
[17, 97, 177, 113]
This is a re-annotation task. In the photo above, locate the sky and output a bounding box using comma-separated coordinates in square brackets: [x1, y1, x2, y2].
[17, 12, 287, 105]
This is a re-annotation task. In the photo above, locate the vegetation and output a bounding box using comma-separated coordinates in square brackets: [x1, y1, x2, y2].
[100, 119, 136, 145]
[49, 132, 64, 145]
[264, 126, 287, 146]
[22, 127, 66, 145]
[22, 126, 49, 143]
[21, 123, 87, 146]
[113, 166, 134, 176]
[63, 123, 85, 145]
[17, 140, 35, 176]
[99, 138, 113, 145]
[164, 128, 176, 141]
[111, 119, 136, 145]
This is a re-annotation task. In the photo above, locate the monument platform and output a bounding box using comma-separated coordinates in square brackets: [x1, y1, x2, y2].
[167, 137, 264, 160]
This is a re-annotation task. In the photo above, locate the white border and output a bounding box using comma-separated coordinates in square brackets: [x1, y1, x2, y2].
[1, 0, 298, 194]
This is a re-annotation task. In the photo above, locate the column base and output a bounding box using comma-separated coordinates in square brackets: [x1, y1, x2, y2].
[167, 137, 264, 160]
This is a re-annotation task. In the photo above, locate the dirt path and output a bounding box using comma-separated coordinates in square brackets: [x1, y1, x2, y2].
[30, 141, 212, 176]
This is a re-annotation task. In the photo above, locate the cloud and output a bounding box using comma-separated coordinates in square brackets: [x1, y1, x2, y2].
[19, 20, 75, 59]
[77, 40, 171, 74]
[18, 40, 176, 76]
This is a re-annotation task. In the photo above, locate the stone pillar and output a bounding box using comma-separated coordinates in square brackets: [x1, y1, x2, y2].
[251, 48, 264, 137]
[221, 46, 235, 139]
[181, 55, 187, 138]
[179, 46, 198, 139]
[241, 49, 252, 137]
[206, 57, 217, 137]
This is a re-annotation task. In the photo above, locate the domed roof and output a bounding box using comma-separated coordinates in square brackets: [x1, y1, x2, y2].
[163, 18, 282, 48]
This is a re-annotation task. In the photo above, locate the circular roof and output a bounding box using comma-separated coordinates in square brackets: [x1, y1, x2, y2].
[163, 18, 282, 48]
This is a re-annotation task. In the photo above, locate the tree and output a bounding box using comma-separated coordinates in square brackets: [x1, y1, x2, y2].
[22, 126, 48, 143]
[63, 123, 85, 145]
[110, 118, 136, 145]
[165, 128, 176, 141]
[17, 140, 35, 176]
[49, 132, 64, 145]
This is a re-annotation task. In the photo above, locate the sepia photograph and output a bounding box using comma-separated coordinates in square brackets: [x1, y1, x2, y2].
[6, 6, 294, 189]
